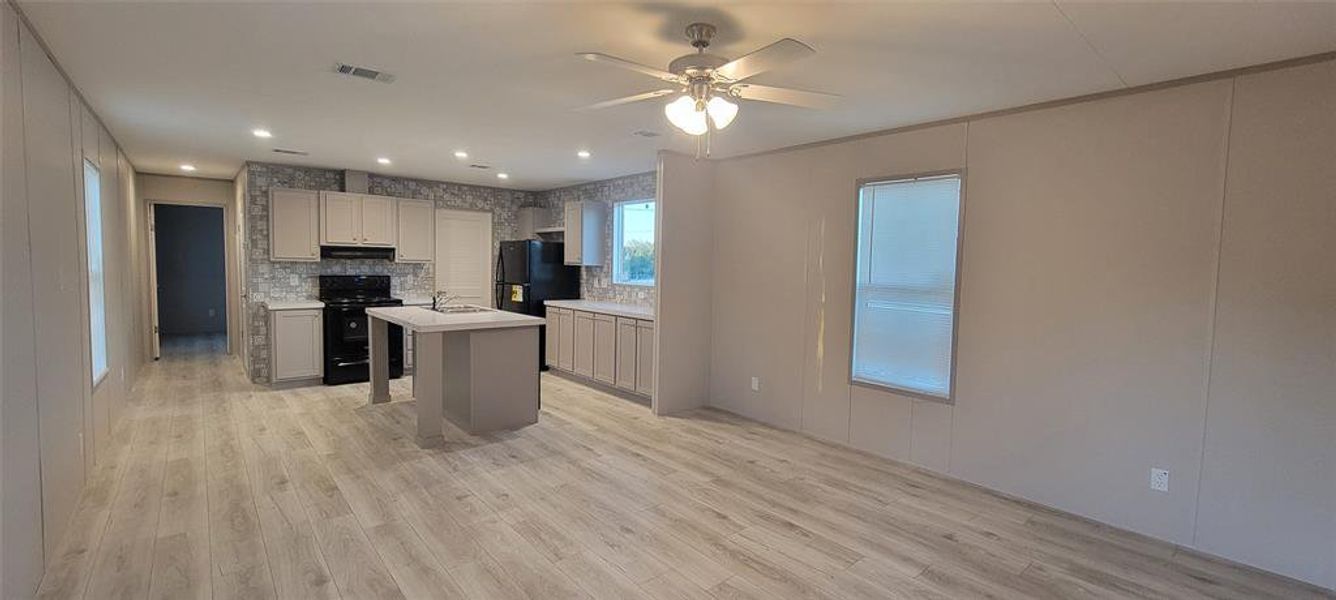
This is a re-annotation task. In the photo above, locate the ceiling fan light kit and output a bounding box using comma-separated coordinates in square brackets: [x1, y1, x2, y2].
[579, 21, 837, 142]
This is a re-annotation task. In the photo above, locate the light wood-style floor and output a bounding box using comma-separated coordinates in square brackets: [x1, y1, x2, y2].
[35, 335, 1330, 600]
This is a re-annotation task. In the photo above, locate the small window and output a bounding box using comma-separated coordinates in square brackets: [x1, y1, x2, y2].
[613, 200, 655, 286]
[83, 159, 108, 385]
[851, 174, 962, 400]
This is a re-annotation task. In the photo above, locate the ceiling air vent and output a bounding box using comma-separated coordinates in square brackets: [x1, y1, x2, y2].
[632, 130, 661, 138]
[468, 164, 491, 170]
[272, 148, 309, 156]
[333, 62, 395, 84]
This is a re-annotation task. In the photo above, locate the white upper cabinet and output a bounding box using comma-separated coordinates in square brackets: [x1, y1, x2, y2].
[320, 191, 397, 247]
[360, 195, 397, 246]
[396, 199, 434, 262]
[320, 191, 360, 245]
[563, 200, 606, 266]
[270, 189, 320, 261]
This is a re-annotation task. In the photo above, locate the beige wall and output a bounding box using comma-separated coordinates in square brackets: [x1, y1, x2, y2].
[137, 173, 239, 354]
[1, 5, 144, 596]
[706, 61, 1335, 588]
[652, 151, 714, 415]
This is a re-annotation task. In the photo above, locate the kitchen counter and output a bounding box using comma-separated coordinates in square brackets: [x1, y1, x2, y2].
[264, 299, 325, 311]
[544, 299, 655, 321]
[367, 305, 544, 333]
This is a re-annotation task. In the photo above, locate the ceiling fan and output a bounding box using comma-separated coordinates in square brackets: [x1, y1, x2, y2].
[578, 22, 837, 138]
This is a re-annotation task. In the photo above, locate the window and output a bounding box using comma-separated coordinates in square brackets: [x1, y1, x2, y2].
[83, 159, 108, 384]
[851, 174, 962, 400]
[613, 200, 655, 286]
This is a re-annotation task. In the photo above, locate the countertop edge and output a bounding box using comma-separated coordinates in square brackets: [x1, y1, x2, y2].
[264, 300, 325, 311]
[543, 300, 655, 321]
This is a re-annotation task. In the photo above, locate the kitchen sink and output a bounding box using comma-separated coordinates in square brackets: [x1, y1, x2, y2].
[435, 305, 491, 314]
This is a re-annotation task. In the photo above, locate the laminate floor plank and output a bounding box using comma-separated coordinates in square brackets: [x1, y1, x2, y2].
[29, 335, 1329, 600]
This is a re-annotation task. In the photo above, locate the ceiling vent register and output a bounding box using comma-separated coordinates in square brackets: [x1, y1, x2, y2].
[333, 63, 396, 83]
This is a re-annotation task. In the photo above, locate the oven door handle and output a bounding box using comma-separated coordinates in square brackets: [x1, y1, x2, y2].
[335, 359, 369, 367]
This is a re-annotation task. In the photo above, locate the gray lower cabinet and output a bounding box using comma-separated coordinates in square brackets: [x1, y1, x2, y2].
[573, 311, 595, 377]
[636, 320, 655, 396]
[545, 309, 560, 368]
[270, 309, 322, 382]
[592, 314, 617, 384]
[556, 308, 574, 371]
[547, 304, 654, 398]
[615, 318, 638, 391]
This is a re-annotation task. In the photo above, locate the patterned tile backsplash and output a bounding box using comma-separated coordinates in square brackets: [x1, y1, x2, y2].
[244, 162, 659, 383]
[536, 171, 658, 306]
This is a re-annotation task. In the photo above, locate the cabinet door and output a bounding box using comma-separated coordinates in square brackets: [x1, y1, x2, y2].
[271, 309, 322, 381]
[321, 191, 361, 245]
[592, 314, 616, 384]
[615, 318, 638, 391]
[635, 321, 655, 396]
[573, 311, 594, 377]
[545, 309, 560, 368]
[563, 202, 582, 265]
[396, 199, 434, 262]
[360, 195, 397, 246]
[270, 189, 320, 261]
[557, 309, 575, 371]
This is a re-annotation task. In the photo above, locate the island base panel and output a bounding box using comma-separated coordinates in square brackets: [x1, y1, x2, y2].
[440, 327, 540, 435]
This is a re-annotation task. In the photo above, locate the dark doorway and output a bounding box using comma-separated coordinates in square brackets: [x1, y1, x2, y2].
[153, 204, 226, 348]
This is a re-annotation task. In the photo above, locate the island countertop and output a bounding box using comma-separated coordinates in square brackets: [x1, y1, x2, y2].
[366, 305, 544, 333]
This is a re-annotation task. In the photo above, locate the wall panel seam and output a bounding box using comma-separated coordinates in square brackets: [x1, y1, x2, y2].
[1188, 76, 1237, 549]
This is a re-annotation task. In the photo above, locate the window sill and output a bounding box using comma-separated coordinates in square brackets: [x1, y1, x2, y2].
[850, 378, 953, 405]
[91, 369, 110, 392]
[613, 280, 656, 288]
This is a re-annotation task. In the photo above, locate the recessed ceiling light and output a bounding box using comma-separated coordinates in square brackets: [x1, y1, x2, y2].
[496, 173, 509, 180]
[577, 150, 591, 159]
[453, 150, 469, 159]
[377, 157, 391, 165]
[179, 164, 197, 172]
[252, 128, 273, 138]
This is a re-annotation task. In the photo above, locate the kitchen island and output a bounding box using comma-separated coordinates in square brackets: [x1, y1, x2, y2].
[365, 305, 545, 447]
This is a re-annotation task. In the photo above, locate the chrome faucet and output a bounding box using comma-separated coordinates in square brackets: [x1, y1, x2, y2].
[432, 290, 461, 311]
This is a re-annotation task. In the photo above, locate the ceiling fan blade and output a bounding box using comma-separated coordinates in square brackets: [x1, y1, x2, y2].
[576, 52, 680, 83]
[732, 83, 839, 109]
[579, 89, 678, 110]
[714, 38, 815, 82]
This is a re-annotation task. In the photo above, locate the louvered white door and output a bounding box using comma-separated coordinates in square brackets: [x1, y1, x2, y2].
[434, 209, 492, 307]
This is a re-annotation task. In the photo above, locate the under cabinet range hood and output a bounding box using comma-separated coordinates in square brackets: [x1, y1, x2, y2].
[320, 246, 395, 260]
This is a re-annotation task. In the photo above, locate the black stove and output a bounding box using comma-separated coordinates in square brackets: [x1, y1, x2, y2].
[318, 275, 403, 385]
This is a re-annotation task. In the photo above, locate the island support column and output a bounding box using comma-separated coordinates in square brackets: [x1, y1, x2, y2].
[413, 332, 446, 447]
[368, 315, 391, 404]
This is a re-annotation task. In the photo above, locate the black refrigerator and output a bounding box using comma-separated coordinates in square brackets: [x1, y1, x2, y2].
[495, 240, 581, 369]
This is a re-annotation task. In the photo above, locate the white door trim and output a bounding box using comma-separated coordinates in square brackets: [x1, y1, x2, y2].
[146, 199, 233, 358]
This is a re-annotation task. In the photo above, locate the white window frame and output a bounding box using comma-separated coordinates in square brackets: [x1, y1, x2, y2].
[83, 158, 109, 386]
[849, 171, 965, 403]
[612, 199, 656, 287]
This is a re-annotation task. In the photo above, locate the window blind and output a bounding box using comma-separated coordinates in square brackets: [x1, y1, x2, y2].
[852, 175, 962, 398]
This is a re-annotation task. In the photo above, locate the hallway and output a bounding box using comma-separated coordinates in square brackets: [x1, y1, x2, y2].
[34, 338, 1327, 600]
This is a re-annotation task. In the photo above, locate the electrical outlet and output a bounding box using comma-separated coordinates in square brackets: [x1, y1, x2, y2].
[1150, 468, 1170, 492]
[750, 376, 760, 392]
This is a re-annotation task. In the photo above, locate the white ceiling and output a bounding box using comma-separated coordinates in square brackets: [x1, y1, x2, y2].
[19, 1, 1336, 190]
